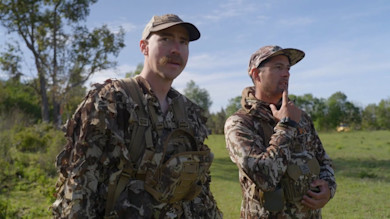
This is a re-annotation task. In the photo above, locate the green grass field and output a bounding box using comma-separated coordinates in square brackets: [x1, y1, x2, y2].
[206, 130, 390, 219]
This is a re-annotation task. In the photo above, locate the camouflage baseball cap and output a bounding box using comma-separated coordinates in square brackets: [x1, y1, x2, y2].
[248, 45, 305, 74]
[142, 14, 200, 41]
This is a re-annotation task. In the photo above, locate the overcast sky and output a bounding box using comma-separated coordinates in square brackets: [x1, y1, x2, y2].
[2, 0, 390, 113]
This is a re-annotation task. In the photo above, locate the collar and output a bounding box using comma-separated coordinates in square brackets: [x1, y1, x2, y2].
[134, 75, 181, 106]
[240, 86, 280, 124]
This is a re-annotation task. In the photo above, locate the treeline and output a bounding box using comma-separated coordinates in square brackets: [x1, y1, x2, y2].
[207, 92, 390, 134]
[2, 78, 390, 135]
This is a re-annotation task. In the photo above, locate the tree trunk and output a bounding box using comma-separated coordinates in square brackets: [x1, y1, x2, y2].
[38, 70, 50, 123]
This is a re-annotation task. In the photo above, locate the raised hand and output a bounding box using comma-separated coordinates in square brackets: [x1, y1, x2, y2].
[270, 90, 302, 123]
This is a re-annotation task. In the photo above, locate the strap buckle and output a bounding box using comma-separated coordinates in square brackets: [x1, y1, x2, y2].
[138, 117, 149, 126]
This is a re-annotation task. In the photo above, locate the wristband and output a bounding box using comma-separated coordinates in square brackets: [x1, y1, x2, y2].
[280, 117, 298, 128]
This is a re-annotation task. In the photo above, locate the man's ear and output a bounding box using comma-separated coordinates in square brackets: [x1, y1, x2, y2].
[140, 40, 148, 55]
[250, 68, 260, 82]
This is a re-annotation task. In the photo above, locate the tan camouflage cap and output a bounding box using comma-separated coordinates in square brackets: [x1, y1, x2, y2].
[248, 45, 305, 74]
[142, 14, 200, 41]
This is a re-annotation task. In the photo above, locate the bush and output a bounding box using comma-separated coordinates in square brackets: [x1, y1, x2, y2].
[0, 119, 65, 218]
[0, 80, 41, 121]
[13, 123, 64, 153]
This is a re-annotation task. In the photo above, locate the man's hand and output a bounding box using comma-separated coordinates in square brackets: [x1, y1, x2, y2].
[270, 90, 301, 123]
[301, 179, 331, 209]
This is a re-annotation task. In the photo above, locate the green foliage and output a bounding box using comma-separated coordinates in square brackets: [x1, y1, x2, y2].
[14, 123, 64, 154]
[0, 80, 41, 121]
[125, 63, 143, 78]
[361, 103, 379, 130]
[208, 96, 240, 134]
[207, 91, 390, 135]
[0, 118, 65, 218]
[225, 95, 241, 118]
[0, 0, 125, 124]
[325, 91, 361, 130]
[290, 93, 326, 122]
[183, 80, 212, 113]
[207, 108, 227, 134]
[61, 85, 86, 122]
[291, 91, 364, 131]
[376, 98, 390, 129]
[0, 43, 23, 79]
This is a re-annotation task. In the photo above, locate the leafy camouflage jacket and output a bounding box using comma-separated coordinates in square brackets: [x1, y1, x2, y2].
[224, 86, 336, 219]
[52, 76, 222, 218]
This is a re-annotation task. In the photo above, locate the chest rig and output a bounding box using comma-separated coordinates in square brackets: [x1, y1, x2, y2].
[105, 77, 212, 218]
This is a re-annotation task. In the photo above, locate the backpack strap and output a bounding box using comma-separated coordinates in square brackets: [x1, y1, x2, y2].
[171, 95, 191, 132]
[123, 77, 154, 159]
[105, 77, 152, 218]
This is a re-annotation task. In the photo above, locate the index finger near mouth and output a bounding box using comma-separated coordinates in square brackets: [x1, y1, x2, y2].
[282, 89, 289, 106]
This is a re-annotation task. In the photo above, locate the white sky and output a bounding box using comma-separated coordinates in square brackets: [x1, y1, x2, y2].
[2, 0, 390, 113]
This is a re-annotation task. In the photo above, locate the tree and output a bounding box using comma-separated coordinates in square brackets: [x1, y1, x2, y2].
[325, 92, 348, 129]
[376, 98, 390, 129]
[290, 94, 316, 117]
[125, 63, 143, 78]
[324, 91, 361, 130]
[207, 108, 226, 134]
[362, 103, 379, 130]
[0, 79, 41, 121]
[183, 80, 212, 113]
[225, 96, 241, 117]
[0, 0, 125, 125]
[0, 44, 23, 82]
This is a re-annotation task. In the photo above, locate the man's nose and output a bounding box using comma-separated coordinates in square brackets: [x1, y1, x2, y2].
[283, 68, 290, 77]
[170, 41, 181, 54]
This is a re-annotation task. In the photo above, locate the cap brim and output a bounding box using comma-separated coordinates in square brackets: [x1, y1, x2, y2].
[270, 48, 305, 66]
[150, 22, 200, 41]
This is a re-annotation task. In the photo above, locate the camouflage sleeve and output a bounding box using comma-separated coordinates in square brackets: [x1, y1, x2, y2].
[304, 114, 337, 198]
[224, 114, 297, 192]
[53, 80, 130, 218]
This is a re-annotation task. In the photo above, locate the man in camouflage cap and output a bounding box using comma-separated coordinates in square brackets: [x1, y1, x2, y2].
[224, 45, 336, 218]
[52, 14, 222, 218]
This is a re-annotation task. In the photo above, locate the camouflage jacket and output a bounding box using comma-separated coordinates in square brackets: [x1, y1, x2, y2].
[52, 76, 222, 218]
[224, 87, 336, 219]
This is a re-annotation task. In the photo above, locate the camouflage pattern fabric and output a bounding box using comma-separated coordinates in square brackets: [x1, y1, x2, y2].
[52, 76, 222, 218]
[224, 86, 336, 219]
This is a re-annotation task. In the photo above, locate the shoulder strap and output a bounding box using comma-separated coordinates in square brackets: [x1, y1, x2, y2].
[172, 95, 191, 131]
[105, 77, 152, 218]
[121, 77, 154, 161]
